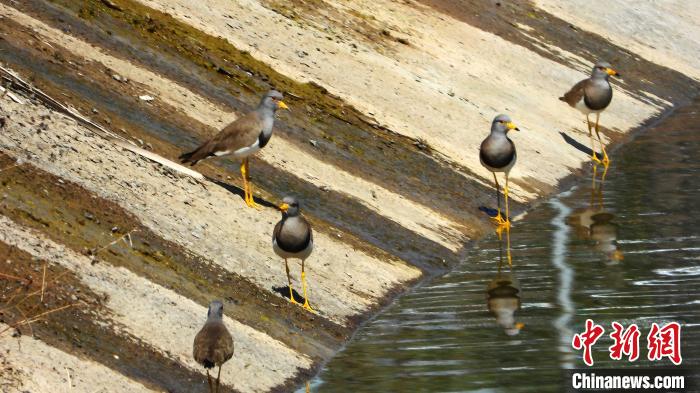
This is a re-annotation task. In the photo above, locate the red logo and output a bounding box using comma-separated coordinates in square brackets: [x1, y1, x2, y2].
[647, 322, 682, 365]
[572, 320, 682, 366]
[572, 319, 605, 366]
[609, 322, 640, 361]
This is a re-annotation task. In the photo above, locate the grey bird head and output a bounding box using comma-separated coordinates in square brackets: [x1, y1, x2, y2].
[591, 61, 620, 79]
[207, 300, 225, 320]
[279, 196, 300, 216]
[258, 90, 289, 113]
[491, 114, 519, 134]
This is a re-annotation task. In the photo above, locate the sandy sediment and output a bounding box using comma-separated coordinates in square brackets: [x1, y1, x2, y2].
[0, 323, 158, 393]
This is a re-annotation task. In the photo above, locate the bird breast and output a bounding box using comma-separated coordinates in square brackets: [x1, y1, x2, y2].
[275, 216, 312, 255]
[584, 80, 613, 111]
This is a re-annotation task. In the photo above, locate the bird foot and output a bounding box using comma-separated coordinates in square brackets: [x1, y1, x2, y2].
[245, 198, 263, 210]
[490, 213, 508, 226]
[302, 302, 316, 313]
[497, 219, 512, 230]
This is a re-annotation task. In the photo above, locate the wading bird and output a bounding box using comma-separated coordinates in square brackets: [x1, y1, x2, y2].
[480, 114, 519, 227]
[273, 196, 314, 312]
[560, 62, 620, 166]
[180, 90, 289, 208]
[193, 300, 234, 393]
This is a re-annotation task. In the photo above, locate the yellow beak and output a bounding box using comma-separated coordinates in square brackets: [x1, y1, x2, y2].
[277, 101, 289, 110]
[606, 68, 620, 77]
[515, 322, 525, 329]
[612, 250, 624, 261]
[507, 122, 520, 131]
[279, 203, 289, 212]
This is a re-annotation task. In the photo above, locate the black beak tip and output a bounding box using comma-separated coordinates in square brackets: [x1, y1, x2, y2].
[515, 127, 521, 131]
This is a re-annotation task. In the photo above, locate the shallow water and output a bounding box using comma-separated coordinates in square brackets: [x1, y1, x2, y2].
[311, 102, 700, 392]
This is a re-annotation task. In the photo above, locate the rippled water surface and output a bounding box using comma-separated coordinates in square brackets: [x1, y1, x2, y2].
[311, 102, 700, 392]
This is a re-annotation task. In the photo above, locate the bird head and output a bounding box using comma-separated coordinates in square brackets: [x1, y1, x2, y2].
[592, 61, 620, 79]
[207, 300, 225, 320]
[279, 196, 300, 216]
[505, 322, 525, 336]
[492, 114, 520, 134]
[260, 90, 289, 112]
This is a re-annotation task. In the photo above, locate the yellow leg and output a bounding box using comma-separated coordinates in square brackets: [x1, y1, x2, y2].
[285, 259, 298, 304]
[301, 259, 315, 313]
[594, 113, 610, 167]
[241, 158, 261, 209]
[504, 174, 512, 266]
[592, 163, 597, 190]
[503, 174, 512, 230]
[490, 172, 507, 225]
[587, 115, 602, 165]
[506, 225, 512, 267]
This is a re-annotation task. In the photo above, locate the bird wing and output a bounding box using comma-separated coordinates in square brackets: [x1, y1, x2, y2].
[180, 111, 263, 164]
[208, 111, 264, 153]
[559, 78, 589, 107]
[193, 323, 234, 367]
[273, 219, 282, 243]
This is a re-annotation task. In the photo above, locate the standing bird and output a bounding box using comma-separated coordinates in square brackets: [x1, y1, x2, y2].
[560, 62, 620, 166]
[180, 90, 289, 208]
[480, 114, 519, 227]
[273, 196, 314, 312]
[193, 300, 234, 393]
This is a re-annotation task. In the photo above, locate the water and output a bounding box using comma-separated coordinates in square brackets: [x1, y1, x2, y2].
[311, 102, 700, 392]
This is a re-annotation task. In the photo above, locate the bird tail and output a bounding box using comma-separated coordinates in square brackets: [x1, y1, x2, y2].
[179, 144, 213, 166]
[178, 150, 198, 166]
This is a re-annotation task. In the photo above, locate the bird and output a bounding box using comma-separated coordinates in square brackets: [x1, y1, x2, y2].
[486, 272, 524, 336]
[480, 114, 519, 228]
[179, 90, 289, 208]
[193, 300, 234, 393]
[272, 196, 314, 312]
[560, 61, 620, 167]
[486, 235, 524, 336]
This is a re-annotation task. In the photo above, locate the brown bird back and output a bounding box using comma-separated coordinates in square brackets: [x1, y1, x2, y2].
[559, 79, 588, 107]
[193, 321, 234, 369]
[180, 111, 264, 165]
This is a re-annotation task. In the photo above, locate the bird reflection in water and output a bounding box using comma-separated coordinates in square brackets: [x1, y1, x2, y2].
[486, 236, 524, 336]
[567, 168, 623, 263]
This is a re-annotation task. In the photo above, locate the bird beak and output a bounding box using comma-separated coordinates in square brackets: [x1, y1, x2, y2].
[606, 68, 620, 77]
[612, 250, 624, 261]
[279, 203, 289, 212]
[507, 122, 520, 131]
[515, 322, 525, 329]
[277, 101, 289, 110]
